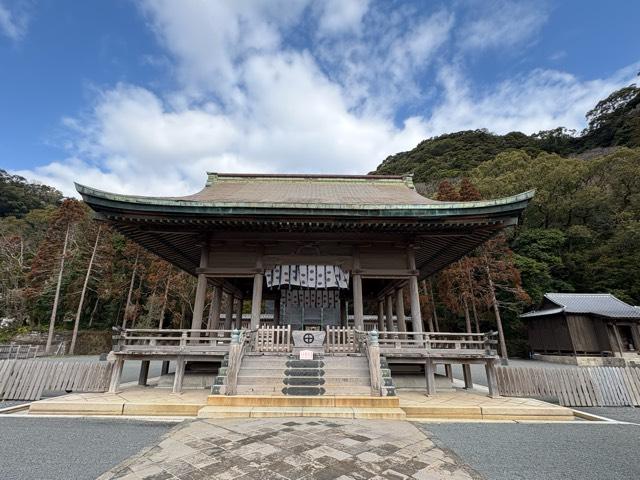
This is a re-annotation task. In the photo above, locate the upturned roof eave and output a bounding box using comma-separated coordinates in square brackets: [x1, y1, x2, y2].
[75, 182, 535, 219]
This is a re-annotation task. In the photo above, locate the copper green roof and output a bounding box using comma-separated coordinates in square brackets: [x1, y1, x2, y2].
[75, 173, 534, 218]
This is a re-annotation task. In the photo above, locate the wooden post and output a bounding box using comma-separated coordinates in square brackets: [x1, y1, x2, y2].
[340, 297, 348, 327]
[191, 244, 209, 330]
[407, 248, 423, 334]
[444, 364, 453, 381]
[385, 294, 394, 331]
[161, 360, 170, 376]
[208, 285, 223, 330]
[138, 360, 150, 386]
[251, 273, 263, 329]
[234, 297, 243, 329]
[425, 359, 436, 395]
[108, 357, 124, 393]
[273, 296, 281, 326]
[377, 300, 385, 331]
[173, 357, 186, 394]
[485, 360, 498, 398]
[462, 364, 473, 389]
[613, 324, 625, 355]
[395, 288, 407, 333]
[223, 293, 234, 330]
[353, 274, 364, 330]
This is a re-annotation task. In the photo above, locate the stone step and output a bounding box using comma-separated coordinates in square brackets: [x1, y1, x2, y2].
[196, 405, 406, 420]
[237, 368, 370, 377]
[237, 376, 371, 386]
[207, 394, 400, 408]
[235, 385, 373, 395]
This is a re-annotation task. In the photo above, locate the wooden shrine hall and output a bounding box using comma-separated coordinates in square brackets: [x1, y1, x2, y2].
[77, 173, 533, 398]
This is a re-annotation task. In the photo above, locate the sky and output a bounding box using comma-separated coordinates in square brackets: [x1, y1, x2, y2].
[1, 0, 639, 197]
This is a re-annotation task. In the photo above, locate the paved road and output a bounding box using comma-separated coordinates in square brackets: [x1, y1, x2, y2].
[578, 407, 640, 424]
[419, 422, 640, 480]
[0, 417, 175, 480]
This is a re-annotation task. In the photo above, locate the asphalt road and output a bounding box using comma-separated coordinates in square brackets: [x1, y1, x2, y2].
[0, 417, 176, 480]
[419, 421, 640, 480]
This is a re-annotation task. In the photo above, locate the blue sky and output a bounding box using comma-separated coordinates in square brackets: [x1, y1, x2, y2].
[1, 0, 639, 196]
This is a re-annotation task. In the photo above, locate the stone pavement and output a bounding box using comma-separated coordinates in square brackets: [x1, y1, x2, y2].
[98, 417, 482, 480]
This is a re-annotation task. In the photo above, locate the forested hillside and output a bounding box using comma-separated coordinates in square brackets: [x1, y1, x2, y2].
[1, 85, 638, 355]
[375, 84, 640, 353]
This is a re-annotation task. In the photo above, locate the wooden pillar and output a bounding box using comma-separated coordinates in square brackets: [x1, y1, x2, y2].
[251, 273, 263, 329]
[161, 360, 170, 376]
[425, 359, 436, 395]
[407, 248, 423, 334]
[444, 364, 453, 381]
[138, 360, 150, 386]
[173, 357, 185, 394]
[340, 297, 348, 327]
[190, 244, 209, 330]
[395, 288, 407, 332]
[353, 274, 364, 330]
[234, 297, 243, 329]
[208, 284, 223, 330]
[613, 323, 625, 355]
[485, 360, 498, 398]
[273, 296, 281, 326]
[462, 364, 473, 389]
[377, 300, 385, 331]
[108, 357, 124, 393]
[385, 294, 394, 331]
[223, 293, 234, 330]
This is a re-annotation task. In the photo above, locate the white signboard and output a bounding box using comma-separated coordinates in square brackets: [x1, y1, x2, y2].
[299, 350, 314, 360]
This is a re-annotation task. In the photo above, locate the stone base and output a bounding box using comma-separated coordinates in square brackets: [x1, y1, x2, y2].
[532, 353, 630, 367]
[156, 372, 213, 389]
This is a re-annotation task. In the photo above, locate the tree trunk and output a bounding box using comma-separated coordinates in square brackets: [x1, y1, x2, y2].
[466, 267, 480, 333]
[70, 226, 101, 355]
[463, 296, 472, 334]
[485, 261, 508, 362]
[159, 269, 172, 329]
[428, 278, 439, 331]
[131, 273, 144, 328]
[88, 297, 99, 327]
[45, 223, 71, 354]
[122, 250, 139, 329]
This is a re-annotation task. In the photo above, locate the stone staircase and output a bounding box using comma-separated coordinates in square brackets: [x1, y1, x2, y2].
[231, 352, 373, 396]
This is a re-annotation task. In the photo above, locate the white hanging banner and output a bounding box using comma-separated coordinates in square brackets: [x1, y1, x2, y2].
[265, 264, 350, 289]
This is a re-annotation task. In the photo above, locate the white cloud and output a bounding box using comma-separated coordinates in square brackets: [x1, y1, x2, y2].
[317, 0, 370, 35]
[0, 1, 27, 41]
[458, 0, 548, 50]
[13, 1, 640, 199]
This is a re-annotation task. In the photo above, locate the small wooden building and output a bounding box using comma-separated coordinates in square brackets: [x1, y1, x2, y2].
[521, 293, 640, 361]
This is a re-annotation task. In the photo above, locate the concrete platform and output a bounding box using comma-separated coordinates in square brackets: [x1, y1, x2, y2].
[27, 385, 575, 421]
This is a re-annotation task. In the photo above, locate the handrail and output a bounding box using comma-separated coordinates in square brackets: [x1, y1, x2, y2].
[225, 329, 252, 395]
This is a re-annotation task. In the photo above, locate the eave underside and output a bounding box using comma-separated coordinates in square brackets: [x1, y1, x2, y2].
[98, 212, 512, 280]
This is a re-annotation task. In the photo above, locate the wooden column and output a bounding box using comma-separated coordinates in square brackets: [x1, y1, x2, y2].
[108, 357, 124, 394]
[208, 284, 223, 330]
[352, 247, 364, 330]
[223, 293, 234, 330]
[173, 357, 186, 394]
[407, 248, 423, 334]
[340, 297, 348, 327]
[485, 360, 498, 398]
[395, 288, 407, 332]
[251, 273, 263, 329]
[190, 244, 209, 330]
[462, 364, 473, 389]
[377, 300, 385, 331]
[273, 296, 281, 326]
[385, 294, 394, 331]
[613, 323, 625, 355]
[161, 360, 170, 376]
[234, 297, 243, 329]
[425, 359, 436, 395]
[138, 360, 150, 386]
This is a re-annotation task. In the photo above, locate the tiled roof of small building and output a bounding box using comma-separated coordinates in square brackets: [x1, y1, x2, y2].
[521, 293, 640, 319]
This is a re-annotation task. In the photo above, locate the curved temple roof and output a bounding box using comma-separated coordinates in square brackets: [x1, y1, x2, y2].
[76, 173, 534, 279]
[76, 173, 534, 218]
[521, 293, 640, 319]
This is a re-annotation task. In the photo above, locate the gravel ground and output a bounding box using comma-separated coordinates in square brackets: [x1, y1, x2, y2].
[419, 422, 640, 480]
[0, 417, 176, 480]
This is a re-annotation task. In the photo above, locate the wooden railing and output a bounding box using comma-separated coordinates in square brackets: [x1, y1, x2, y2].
[252, 325, 292, 353]
[377, 331, 497, 357]
[225, 329, 253, 395]
[0, 344, 39, 360]
[116, 329, 235, 354]
[325, 326, 357, 353]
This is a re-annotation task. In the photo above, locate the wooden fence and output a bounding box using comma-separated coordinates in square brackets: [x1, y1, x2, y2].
[252, 325, 291, 353]
[0, 344, 39, 360]
[325, 326, 356, 353]
[0, 359, 113, 401]
[496, 366, 640, 407]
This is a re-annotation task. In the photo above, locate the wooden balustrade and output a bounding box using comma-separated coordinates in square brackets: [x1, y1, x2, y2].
[325, 326, 357, 353]
[117, 329, 235, 354]
[252, 325, 292, 353]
